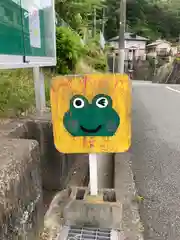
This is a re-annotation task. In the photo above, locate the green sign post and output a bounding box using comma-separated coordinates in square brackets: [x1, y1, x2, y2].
[0, 0, 56, 111]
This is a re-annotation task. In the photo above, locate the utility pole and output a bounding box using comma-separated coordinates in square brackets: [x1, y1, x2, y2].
[118, 0, 126, 74]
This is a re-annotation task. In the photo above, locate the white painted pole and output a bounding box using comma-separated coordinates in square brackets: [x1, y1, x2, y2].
[89, 153, 98, 196]
[40, 68, 46, 109]
[33, 67, 46, 112]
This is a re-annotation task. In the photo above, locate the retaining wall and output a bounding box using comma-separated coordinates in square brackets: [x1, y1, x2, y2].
[0, 113, 89, 239]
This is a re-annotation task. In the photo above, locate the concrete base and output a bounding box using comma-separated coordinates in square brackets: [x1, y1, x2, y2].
[115, 153, 144, 240]
[63, 187, 122, 229]
[42, 187, 122, 240]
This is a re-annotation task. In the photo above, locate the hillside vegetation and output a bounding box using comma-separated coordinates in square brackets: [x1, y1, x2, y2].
[55, 0, 180, 41]
[105, 0, 180, 41]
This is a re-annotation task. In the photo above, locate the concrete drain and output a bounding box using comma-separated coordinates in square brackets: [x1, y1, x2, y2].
[58, 225, 124, 240]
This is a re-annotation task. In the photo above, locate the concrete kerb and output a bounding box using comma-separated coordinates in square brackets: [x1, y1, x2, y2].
[114, 153, 144, 240]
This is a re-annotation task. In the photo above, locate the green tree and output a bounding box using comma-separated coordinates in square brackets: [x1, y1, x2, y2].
[55, 0, 104, 33]
[104, 0, 180, 41]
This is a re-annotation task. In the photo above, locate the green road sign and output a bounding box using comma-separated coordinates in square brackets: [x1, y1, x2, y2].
[0, 0, 56, 68]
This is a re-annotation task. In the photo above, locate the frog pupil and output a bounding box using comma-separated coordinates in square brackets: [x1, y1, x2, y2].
[75, 100, 82, 106]
[99, 99, 106, 106]
[96, 97, 108, 108]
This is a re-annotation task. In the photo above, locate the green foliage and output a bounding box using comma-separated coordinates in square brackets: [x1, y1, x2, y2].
[55, 0, 104, 33]
[147, 56, 156, 69]
[85, 36, 108, 71]
[0, 69, 53, 117]
[56, 26, 107, 74]
[0, 69, 35, 117]
[93, 55, 107, 71]
[56, 27, 85, 74]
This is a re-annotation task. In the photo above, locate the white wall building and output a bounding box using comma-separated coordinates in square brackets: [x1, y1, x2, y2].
[147, 39, 172, 57]
[108, 32, 148, 61]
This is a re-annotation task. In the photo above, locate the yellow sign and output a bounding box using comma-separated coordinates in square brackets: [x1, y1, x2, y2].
[50, 73, 131, 153]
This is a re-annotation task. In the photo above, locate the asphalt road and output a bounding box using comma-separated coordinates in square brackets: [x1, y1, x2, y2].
[131, 81, 180, 240]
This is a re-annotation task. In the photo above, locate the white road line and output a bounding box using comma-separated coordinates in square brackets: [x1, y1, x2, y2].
[166, 86, 180, 94]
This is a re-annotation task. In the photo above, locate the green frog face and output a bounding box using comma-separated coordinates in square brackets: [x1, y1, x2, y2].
[63, 94, 120, 136]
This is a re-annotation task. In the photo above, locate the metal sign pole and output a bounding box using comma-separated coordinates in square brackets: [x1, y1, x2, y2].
[33, 67, 46, 112]
[89, 153, 98, 196]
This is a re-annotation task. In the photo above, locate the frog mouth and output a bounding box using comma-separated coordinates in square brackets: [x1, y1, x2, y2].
[80, 125, 102, 133]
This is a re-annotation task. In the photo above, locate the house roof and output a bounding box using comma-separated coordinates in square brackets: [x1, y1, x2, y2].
[147, 39, 171, 47]
[108, 32, 149, 42]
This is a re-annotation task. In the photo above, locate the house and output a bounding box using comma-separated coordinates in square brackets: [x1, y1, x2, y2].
[146, 39, 172, 57]
[108, 32, 148, 61]
[171, 46, 178, 56]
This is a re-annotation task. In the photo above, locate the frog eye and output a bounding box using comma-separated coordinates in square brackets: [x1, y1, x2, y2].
[96, 97, 108, 108]
[73, 97, 85, 109]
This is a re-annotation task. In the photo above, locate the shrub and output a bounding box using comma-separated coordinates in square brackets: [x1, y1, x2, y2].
[94, 55, 108, 71]
[85, 37, 108, 72]
[0, 69, 35, 117]
[56, 27, 85, 74]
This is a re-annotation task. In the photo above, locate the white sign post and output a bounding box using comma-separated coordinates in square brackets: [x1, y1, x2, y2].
[89, 153, 98, 196]
[33, 67, 46, 112]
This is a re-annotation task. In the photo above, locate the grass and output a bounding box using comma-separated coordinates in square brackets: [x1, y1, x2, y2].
[75, 59, 97, 74]
[0, 68, 52, 117]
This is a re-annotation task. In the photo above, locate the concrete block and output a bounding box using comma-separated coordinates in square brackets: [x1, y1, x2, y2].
[63, 187, 122, 229]
[0, 138, 43, 240]
[64, 200, 122, 229]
